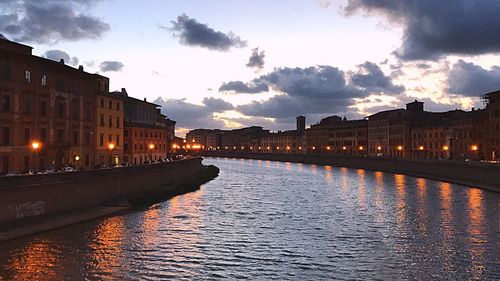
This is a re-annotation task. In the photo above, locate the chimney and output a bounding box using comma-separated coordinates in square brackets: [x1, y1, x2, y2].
[59, 59, 65, 64]
[144, 98, 147, 102]
[471, 107, 475, 111]
[121, 88, 127, 94]
[78, 65, 84, 71]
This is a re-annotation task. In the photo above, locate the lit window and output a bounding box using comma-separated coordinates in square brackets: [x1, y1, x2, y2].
[25, 70, 31, 83]
[41, 75, 47, 86]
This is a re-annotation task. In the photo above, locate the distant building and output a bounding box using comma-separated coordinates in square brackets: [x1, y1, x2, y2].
[122, 91, 170, 165]
[296, 116, 306, 132]
[305, 116, 367, 156]
[486, 90, 500, 160]
[0, 35, 107, 173]
[261, 130, 303, 154]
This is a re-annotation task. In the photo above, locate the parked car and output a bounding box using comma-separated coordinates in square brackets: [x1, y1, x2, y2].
[63, 166, 75, 172]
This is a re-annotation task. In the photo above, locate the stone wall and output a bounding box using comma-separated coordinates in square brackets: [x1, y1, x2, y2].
[203, 152, 500, 193]
[0, 158, 203, 224]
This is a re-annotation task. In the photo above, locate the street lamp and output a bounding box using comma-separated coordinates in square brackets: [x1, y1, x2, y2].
[107, 143, 115, 166]
[30, 140, 41, 172]
[75, 155, 80, 170]
[148, 143, 155, 162]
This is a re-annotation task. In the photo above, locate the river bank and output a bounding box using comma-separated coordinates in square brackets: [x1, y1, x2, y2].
[202, 151, 500, 193]
[0, 158, 219, 242]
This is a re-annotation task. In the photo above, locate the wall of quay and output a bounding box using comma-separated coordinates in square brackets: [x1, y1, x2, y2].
[202, 152, 500, 193]
[0, 157, 203, 224]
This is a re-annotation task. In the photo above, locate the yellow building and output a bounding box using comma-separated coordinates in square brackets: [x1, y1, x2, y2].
[95, 89, 125, 166]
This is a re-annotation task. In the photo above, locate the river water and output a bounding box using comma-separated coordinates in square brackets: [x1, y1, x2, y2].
[0, 157, 499, 280]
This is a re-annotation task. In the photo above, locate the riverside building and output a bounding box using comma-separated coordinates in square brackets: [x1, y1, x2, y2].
[0, 35, 107, 173]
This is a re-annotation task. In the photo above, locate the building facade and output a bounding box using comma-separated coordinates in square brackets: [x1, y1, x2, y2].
[95, 89, 124, 166]
[0, 36, 106, 174]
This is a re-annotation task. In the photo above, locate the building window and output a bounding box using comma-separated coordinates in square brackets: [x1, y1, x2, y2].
[99, 134, 104, 146]
[73, 131, 78, 145]
[116, 117, 120, 128]
[25, 70, 31, 83]
[100, 99, 104, 108]
[57, 129, 64, 143]
[117, 102, 120, 111]
[124, 130, 128, 137]
[108, 134, 112, 142]
[23, 95, 31, 114]
[41, 75, 47, 86]
[24, 156, 29, 171]
[85, 132, 90, 145]
[100, 115, 105, 127]
[40, 100, 47, 115]
[108, 116, 112, 127]
[24, 128, 30, 144]
[1, 64, 11, 80]
[1, 156, 9, 174]
[124, 143, 128, 151]
[116, 135, 120, 146]
[40, 128, 47, 142]
[2, 127, 10, 145]
[58, 103, 65, 118]
[109, 100, 112, 110]
[2, 95, 9, 112]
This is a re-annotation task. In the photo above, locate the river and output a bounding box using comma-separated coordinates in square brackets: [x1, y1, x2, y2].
[0, 157, 499, 280]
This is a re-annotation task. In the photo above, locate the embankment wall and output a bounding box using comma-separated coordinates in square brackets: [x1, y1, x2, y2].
[203, 152, 500, 193]
[0, 158, 203, 224]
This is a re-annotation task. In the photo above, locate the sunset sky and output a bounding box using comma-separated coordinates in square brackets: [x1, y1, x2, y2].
[2, 0, 500, 136]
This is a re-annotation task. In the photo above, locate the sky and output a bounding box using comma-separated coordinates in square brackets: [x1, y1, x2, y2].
[2, 0, 500, 136]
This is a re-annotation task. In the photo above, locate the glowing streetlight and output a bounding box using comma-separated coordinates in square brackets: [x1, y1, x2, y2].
[397, 145, 403, 151]
[148, 143, 155, 161]
[359, 146, 364, 150]
[342, 146, 347, 150]
[442, 145, 449, 151]
[107, 143, 115, 166]
[377, 146, 382, 151]
[471, 145, 478, 151]
[418, 145, 424, 151]
[326, 146, 331, 150]
[30, 140, 41, 171]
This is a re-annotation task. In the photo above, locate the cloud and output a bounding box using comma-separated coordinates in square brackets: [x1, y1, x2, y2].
[448, 60, 500, 97]
[344, 1, 500, 60]
[154, 98, 226, 129]
[168, 14, 246, 51]
[317, 0, 332, 9]
[246, 48, 265, 69]
[42, 50, 79, 66]
[351, 61, 405, 94]
[219, 80, 269, 93]
[99, 61, 124, 72]
[233, 64, 401, 119]
[0, 0, 110, 44]
[202, 97, 234, 112]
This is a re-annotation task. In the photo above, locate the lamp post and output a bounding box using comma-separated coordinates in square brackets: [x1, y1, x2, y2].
[148, 143, 155, 162]
[471, 145, 478, 161]
[31, 140, 41, 172]
[107, 143, 115, 166]
[75, 155, 80, 170]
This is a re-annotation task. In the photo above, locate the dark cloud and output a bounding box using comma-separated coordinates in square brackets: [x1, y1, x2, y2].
[99, 61, 124, 72]
[219, 80, 269, 93]
[345, 1, 500, 60]
[234, 64, 401, 119]
[154, 98, 225, 129]
[42, 50, 79, 66]
[246, 48, 265, 69]
[448, 60, 500, 97]
[351, 61, 404, 94]
[202, 97, 234, 112]
[168, 14, 246, 51]
[0, 0, 110, 44]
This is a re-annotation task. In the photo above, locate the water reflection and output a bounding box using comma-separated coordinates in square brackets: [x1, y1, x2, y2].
[0, 158, 499, 280]
[466, 188, 487, 279]
[6, 238, 60, 281]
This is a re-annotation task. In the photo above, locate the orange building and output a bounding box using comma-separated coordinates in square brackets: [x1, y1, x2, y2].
[95, 89, 125, 167]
